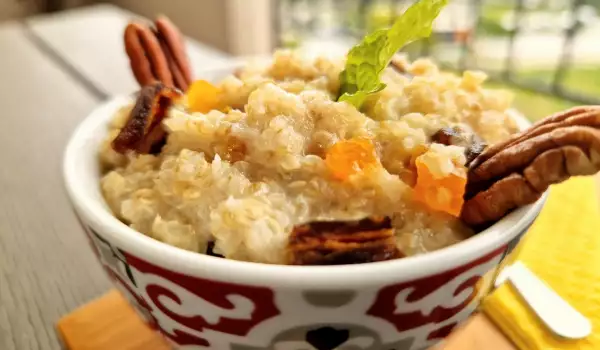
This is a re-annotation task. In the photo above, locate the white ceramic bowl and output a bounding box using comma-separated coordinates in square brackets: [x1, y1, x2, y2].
[63, 65, 547, 350]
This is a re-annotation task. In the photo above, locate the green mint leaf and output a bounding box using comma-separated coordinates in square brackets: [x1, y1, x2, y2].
[337, 0, 448, 109]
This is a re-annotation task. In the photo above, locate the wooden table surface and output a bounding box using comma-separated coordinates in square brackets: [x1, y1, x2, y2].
[0, 5, 232, 350]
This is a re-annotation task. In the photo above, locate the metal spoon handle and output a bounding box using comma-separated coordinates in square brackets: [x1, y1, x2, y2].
[497, 262, 591, 340]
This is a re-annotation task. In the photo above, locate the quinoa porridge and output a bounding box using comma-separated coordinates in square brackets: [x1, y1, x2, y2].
[99, 50, 520, 265]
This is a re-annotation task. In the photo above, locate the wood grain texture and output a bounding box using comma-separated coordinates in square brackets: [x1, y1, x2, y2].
[0, 23, 109, 350]
[57, 290, 170, 350]
[0, 6, 234, 350]
[438, 314, 516, 350]
[25, 4, 233, 97]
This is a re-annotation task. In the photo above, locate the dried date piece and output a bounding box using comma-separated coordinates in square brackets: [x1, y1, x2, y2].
[287, 216, 403, 265]
[461, 106, 600, 227]
[432, 126, 487, 166]
[112, 82, 182, 154]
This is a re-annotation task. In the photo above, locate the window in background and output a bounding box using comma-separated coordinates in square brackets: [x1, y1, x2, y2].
[272, 0, 600, 121]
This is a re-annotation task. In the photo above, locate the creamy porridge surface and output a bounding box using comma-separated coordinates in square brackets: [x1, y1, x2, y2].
[99, 50, 519, 264]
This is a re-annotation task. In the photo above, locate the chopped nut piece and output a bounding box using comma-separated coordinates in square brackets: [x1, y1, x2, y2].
[431, 127, 464, 147]
[112, 82, 182, 154]
[206, 242, 224, 258]
[432, 126, 487, 166]
[461, 106, 600, 227]
[465, 140, 487, 167]
[287, 216, 403, 265]
[389, 54, 413, 78]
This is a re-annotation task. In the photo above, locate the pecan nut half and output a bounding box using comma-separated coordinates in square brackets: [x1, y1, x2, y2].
[287, 216, 403, 265]
[461, 106, 600, 227]
[432, 126, 487, 166]
[124, 17, 192, 91]
[112, 82, 182, 154]
[155, 16, 193, 91]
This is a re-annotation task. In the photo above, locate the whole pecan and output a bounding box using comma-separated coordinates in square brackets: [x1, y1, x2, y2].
[287, 216, 403, 265]
[124, 16, 192, 91]
[112, 82, 182, 154]
[461, 106, 600, 227]
[155, 16, 193, 91]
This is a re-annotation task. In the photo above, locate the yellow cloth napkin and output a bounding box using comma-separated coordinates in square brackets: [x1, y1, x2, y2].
[482, 176, 600, 350]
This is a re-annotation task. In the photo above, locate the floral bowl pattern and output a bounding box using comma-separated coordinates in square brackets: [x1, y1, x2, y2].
[82, 221, 533, 350]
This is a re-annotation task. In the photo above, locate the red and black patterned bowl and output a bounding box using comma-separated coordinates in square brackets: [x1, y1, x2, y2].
[63, 91, 546, 350]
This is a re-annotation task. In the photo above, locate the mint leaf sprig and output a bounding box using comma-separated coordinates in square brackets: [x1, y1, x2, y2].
[337, 0, 448, 109]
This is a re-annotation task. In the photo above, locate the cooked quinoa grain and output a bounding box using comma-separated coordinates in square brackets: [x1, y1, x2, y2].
[100, 50, 519, 264]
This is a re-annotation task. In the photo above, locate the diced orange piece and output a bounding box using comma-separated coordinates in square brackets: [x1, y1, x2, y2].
[186, 79, 222, 113]
[325, 138, 379, 181]
[413, 156, 467, 217]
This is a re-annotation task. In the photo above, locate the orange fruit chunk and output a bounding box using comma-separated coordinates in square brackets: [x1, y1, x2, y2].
[325, 138, 378, 181]
[186, 80, 222, 113]
[413, 156, 467, 217]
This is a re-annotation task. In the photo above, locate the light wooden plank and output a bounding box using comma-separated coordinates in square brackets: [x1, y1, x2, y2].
[0, 0, 41, 22]
[26, 3, 234, 97]
[0, 22, 109, 350]
[0, 5, 234, 350]
[438, 314, 516, 350]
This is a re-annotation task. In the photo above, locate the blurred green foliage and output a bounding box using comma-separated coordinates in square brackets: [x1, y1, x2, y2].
[518, 66, 600, 97]
[485, 81, 577, 122]
[278, 0, 599, 123]
[349, 1, 599, 122]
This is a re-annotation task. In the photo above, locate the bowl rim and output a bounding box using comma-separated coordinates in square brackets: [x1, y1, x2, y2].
[63, 94, 547, 289]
